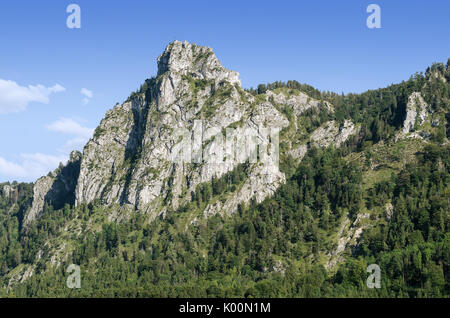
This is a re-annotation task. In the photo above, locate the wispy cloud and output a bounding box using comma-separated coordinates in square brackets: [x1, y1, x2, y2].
[80, 88, 93, 99]
[46, 118, 94, 151]
[0, 79, 65, 114]
[0, 153, 68, 181]
[0, 118, 93, 181]
[80, 87, 93, 105]
[47, 118, 93, 139]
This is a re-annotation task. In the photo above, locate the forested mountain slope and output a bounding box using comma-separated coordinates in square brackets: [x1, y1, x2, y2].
[0, 41, 448, 297]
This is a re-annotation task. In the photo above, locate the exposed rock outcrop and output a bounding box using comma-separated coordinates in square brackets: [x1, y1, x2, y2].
[157, 40, 240, 85]
[289, 144, 308, 160]
[1, 184, 17, 204]
[325, 212, 372, 270]
[402, 92, 429, 134]
[265, 90, 333, 115]
[24, 151, 81, 226]
[310, 120, 358, 148]
[25, 176, 54, 225]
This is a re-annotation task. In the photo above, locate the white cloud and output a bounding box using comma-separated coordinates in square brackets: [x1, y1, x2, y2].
[80, 88, 93, 105]
[80, 88, 93, 98]
[46, 118, 94, 152]
[47, 118, 93, 139]
[0, 119, 93, 181]
[0, 79, 65, 114]
[0, 153, 68, 181]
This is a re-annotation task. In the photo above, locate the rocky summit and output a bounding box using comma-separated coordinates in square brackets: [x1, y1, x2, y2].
[1, 41, 448, 298]
[26, 40, 355, 224]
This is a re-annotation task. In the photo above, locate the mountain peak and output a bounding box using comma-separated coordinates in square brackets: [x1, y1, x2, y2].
[157, 40, 240, 85]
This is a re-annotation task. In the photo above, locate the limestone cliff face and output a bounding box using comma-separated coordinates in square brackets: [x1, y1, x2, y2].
[310, 120, 359, 148]
[28, 40, 360, 223]
[394, 91, 435, 143]
[402, 92, 429, 134]
[1, 184, 18, 204]
[24, 176, 54, 225]
[24, 151, 81, 226]
[265, 90, 333, 115]
[74, 41, 287, 216]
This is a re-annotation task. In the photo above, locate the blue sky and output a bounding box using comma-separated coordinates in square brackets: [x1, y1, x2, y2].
[0, 0, 449, 182]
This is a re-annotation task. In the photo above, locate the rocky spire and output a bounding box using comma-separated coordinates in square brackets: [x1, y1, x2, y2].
[157, 40, 240, 85]
[26, 40, 356, 226]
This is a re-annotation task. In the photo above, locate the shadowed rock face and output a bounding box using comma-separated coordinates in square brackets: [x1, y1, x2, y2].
[24, 151, 81, 226]
[26, 41, 359, 224]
